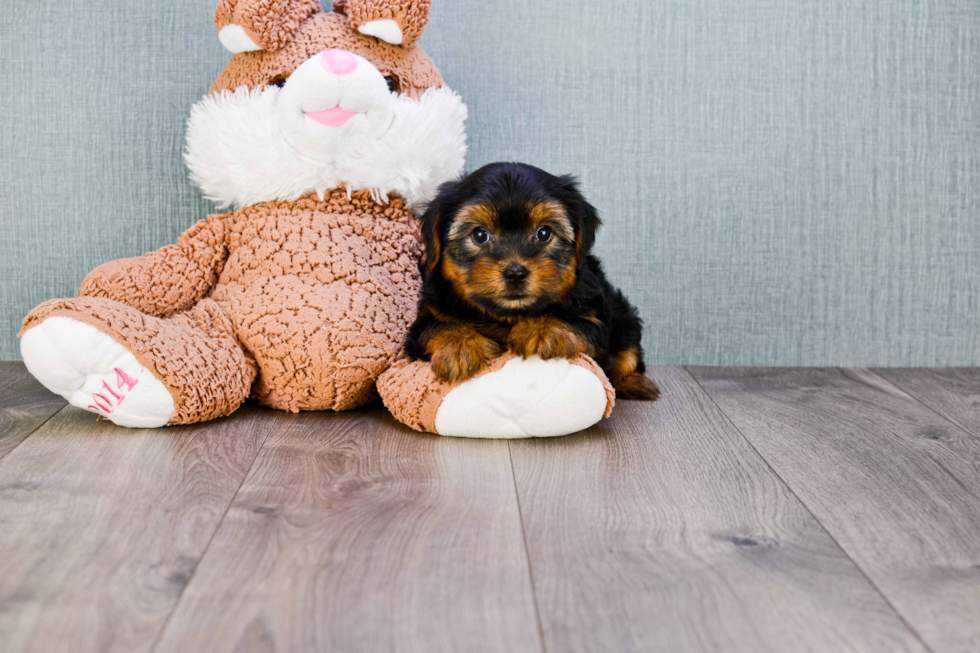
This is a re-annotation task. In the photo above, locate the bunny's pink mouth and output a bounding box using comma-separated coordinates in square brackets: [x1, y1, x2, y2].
[304, 106, 358, 127]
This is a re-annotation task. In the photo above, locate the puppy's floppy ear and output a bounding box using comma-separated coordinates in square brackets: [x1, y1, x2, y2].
[419, 203, 442, 271]
[555, 175, 601, 265]
[420, 179, 461, 271]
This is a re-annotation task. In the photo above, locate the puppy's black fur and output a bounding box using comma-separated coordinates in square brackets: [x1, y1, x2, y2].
[406, 162, 659, 400]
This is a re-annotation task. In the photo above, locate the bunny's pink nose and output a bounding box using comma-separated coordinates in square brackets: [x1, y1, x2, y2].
[320, 49, 358, 75]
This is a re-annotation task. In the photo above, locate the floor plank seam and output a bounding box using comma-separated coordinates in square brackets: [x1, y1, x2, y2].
[683, 366, 937, 653]
[0, 402, 70, 464]
[146, 412, 282, 653]
[864, 368, 980, 443]
[507, 441, 548, 653]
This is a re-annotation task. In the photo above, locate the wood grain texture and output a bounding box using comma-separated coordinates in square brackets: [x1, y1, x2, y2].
[0, 405, 276, 653]
[691, 367, 980, 653]
[509, 367, 926, 653]
[0, 362, 66, 460]
[873, 368, 980, 437]
[153, 408, 541, 653]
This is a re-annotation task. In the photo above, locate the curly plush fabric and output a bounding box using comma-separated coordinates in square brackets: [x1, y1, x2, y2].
[78, 215, 228, 319]
[343, 0, 432, 48]
[21, 297, 256, 425]
[212, 11, 443, 98]
[378, 353, 616, 434]
[215, 0, 322, 51]
[212, 191, 422, 411]
[24, 189, 421, 420]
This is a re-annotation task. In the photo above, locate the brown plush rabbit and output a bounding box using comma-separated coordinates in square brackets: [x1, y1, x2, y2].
[21, 0, 615, 437]
[20, 0, 466, 427]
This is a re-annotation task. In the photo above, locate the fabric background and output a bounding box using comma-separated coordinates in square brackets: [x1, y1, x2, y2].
[2, 0, 978, 365]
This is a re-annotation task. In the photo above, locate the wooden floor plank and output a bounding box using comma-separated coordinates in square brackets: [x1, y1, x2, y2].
[153, 408, 541, 653]
[509, 367, 926, 653]
[0, 405, 276, 653]
[691, 367, 980, 653]
[0, 362, 67, 461]
[873, 368, 980, 437]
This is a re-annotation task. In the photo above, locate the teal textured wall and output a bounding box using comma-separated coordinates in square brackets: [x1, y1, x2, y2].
[2, 0, 978, 364]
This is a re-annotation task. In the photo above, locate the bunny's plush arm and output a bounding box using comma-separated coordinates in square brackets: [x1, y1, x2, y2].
[78, 214, 229, 319]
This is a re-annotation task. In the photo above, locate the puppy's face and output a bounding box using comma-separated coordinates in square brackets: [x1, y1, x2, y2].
[444, 199, 577, 313]
[423, 163, 601, 316]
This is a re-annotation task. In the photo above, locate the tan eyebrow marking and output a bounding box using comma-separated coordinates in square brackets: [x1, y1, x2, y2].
[449, 202, 499, 239]
[528, 200, 573, 241]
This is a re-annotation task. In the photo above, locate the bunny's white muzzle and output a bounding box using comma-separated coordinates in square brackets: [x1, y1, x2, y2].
[184, 49, 467, 211]
[277, 49, 395, 160]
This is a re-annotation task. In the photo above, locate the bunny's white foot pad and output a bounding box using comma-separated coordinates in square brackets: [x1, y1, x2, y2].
[434, 356, 609, 438]
[20, 317, 175, 428]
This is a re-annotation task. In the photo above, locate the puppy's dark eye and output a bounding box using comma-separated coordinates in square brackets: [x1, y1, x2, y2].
[269, 78, 286, 89]
[472, 228, 490, 245]
[384, 76, 399, 94]
[535, 226, 553, 243]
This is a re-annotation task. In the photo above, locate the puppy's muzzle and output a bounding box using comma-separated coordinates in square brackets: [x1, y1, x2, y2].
[503, 262, 529, 286]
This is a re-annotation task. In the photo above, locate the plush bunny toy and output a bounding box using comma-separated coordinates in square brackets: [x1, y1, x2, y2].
[20, 0, 615, 437]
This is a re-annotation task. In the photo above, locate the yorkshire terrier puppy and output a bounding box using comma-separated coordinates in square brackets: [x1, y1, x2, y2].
[405, 162, 660, 400]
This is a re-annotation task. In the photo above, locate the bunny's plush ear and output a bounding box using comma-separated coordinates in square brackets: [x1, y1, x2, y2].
[215, 0, 321, 53]
[334, 0, 432, 48]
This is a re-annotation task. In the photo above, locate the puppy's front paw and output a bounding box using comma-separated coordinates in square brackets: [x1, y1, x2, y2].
[428, 325, 503, 384]
[508, 317, 588, 361]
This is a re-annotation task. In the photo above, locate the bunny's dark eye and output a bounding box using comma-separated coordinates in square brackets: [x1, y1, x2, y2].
[535, 226, 553, 243]
[472, 228, 490, 245]
[384, 76, 399, 94]
[269, 78, 286, 89]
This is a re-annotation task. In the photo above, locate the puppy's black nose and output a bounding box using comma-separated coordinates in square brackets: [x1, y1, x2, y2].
[503, 262, 529, 284]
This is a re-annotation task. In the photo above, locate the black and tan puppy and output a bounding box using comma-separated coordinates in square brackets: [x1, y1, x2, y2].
[405, 162, 660, 400]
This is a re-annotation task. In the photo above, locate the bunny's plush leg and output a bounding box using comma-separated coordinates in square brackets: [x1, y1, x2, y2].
[378, 353, 615, 438]
[20, 297, 255, 428]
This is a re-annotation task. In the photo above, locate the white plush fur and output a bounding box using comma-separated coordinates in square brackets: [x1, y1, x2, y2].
[358, 19, 403, 45]
[21, 317, 175, 429]
[434, 357, 609, 438]
[217, 24, 263, 53]
[184, 75, 467, 211]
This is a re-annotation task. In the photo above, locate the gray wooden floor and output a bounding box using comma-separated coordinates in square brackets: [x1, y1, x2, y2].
[1, 363, 979, 653]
